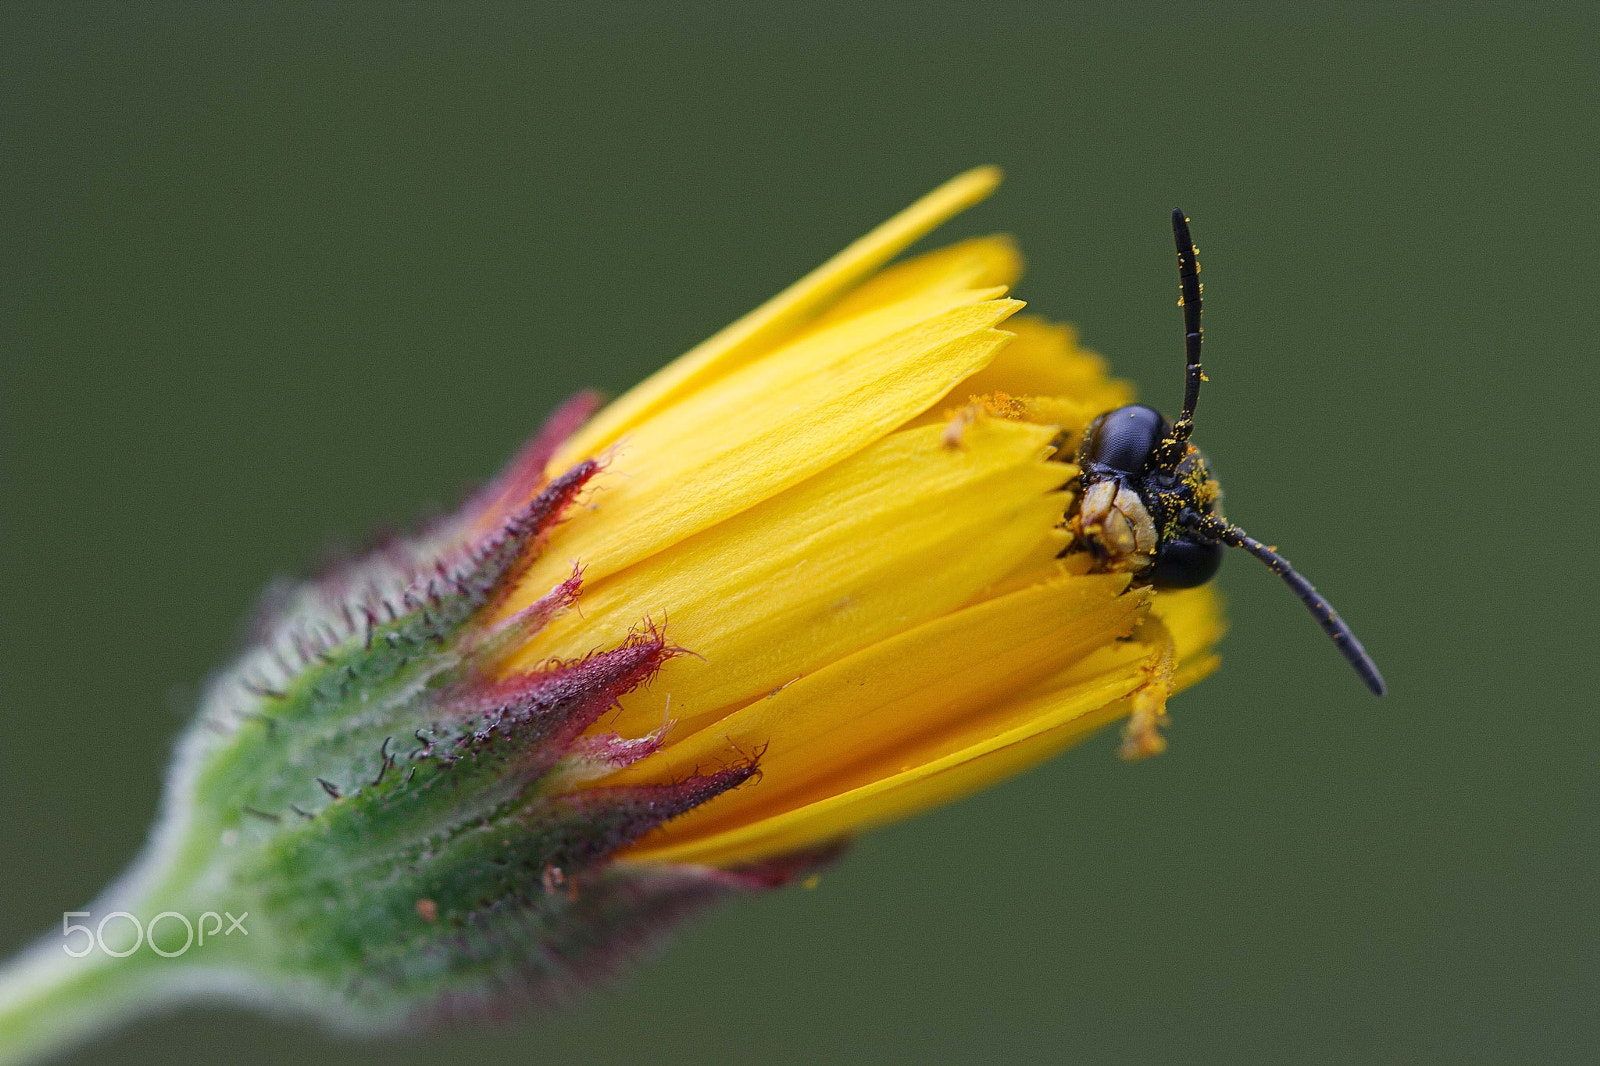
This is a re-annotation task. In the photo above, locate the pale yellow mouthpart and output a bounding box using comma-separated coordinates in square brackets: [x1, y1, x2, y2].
[499, 166, 1224, 867]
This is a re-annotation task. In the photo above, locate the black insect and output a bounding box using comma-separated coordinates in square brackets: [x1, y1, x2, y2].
[1068, 209, 1386, 696]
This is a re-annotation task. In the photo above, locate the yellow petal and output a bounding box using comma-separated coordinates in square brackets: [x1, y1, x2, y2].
[609, 571, 1148, 853]
[1153, 584, 1228, 667]
[514, 418, 1072, 739]
[908, 315, 1135, 436]
[619, 589, 1222, 868]
[800, 235, 1023, 333]
[505, 295, 1024, 608]
[1013, 583, 1226, 701]
[622, 656, 1151, 867]
[551, 166, 1004, 469]
[960, 316, 1131, 408]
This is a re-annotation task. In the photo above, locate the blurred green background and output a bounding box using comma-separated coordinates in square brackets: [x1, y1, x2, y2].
[2, 5, 1593, 1063]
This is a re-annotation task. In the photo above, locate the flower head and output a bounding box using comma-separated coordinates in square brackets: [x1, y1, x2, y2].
[490, 167, 1224, 867]
[202, 166, 1222, 1007]
[0, 169, 1233, 1054]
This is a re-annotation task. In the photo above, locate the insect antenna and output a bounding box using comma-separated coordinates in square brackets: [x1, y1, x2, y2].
[1171, 207, 1205, 442]
[1178, 511, 1386, 697]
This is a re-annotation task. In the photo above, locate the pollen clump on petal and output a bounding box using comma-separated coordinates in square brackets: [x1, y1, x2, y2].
[498, 168, 1225, 868]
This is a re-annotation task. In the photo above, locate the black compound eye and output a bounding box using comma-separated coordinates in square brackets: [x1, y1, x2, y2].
[1146, 534, 1225, 589]
[1080, 404, 1170, 475]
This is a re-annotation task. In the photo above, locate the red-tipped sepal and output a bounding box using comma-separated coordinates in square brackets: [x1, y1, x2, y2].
[464, 390, 606, 531]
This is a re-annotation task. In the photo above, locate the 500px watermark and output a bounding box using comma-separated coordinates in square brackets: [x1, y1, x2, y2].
[61, 910, 247, 958]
